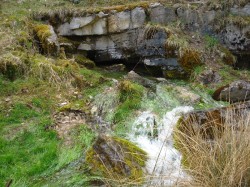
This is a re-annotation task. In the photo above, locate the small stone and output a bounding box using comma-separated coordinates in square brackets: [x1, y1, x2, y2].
[5, 97, 11, 102]
[59, 102, 68, 107]
[91, 106, 98, 115]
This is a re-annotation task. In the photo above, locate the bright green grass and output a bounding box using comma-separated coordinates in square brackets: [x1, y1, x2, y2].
[0, 76, 97, 186]
[0, 101, 58, 186]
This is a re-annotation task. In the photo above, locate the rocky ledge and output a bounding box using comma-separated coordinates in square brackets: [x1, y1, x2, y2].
[34, 2, 250, 77]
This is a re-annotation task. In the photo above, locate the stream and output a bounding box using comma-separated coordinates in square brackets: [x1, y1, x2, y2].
[129, 106, 193, 185]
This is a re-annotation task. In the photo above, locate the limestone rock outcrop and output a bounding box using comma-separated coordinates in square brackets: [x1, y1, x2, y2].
[34, 2, 250, 77]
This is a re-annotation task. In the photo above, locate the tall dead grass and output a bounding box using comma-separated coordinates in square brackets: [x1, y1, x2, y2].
[175, 107, 250, 187]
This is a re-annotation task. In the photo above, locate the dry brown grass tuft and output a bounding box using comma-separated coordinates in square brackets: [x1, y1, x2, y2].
[175, 108, 250, 187]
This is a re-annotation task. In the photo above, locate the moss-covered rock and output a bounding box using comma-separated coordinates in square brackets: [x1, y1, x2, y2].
[33, 24, 59, 56]
[74, 54, 95, 69]
[86, 135, 147, 183]
[162, 69, 187, 79]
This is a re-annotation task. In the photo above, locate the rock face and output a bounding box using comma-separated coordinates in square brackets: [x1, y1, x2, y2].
[221, 24, 250, 52]
[35, 3, 250, 75]
[178, 101, 250, 139]
[213, 80, 250, 103]
[86, 136, 147, 181]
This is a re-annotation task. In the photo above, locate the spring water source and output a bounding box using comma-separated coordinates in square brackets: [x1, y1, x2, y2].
[129, 106, 193, 186]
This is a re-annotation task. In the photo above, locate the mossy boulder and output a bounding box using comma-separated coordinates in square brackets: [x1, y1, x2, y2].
[33, 24, 59, 56]
[86, 136, 147, 182]
[74, 54, 95, 69]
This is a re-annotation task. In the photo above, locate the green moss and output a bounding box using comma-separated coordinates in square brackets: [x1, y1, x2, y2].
[34, 24, 51, 41]
[85, 136, 147, 183]
[75, 54, 96, 69]
[33, 24, 58, 56]
[163, 69, 187, 79]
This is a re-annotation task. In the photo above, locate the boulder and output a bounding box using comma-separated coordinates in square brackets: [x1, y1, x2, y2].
[86, 136, 147, 181]
[213, 80, 250, 103]
[177, 101, 250, 139]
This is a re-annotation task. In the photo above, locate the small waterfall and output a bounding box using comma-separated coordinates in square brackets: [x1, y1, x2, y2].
[129, 106, 193, 186]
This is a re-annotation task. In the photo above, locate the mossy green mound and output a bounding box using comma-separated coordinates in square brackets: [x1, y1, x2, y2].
[74, 54, 96, 69]
[86, 136, 147, 183]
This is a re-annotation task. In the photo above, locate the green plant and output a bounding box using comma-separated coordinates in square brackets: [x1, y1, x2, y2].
[205, 35, 219, 49]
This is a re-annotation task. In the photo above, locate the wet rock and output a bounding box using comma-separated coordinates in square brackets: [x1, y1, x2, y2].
[86, 135, 147, 181]
[213, 80, 250, 103]
[178, 101, 250, 139]
[197, 69, 221, 85]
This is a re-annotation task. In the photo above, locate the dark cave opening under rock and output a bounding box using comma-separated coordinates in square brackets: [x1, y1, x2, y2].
[234, 53, 250, 70]
[86, 51, 164, 77]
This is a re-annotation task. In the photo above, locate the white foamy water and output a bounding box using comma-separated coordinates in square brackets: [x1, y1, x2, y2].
[129, 106, 193, 186]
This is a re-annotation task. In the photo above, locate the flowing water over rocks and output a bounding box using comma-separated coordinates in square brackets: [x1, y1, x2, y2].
[129, 106, 193, 186]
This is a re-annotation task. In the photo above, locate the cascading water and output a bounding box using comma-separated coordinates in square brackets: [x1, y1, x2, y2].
[129, 106, 193, 186]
